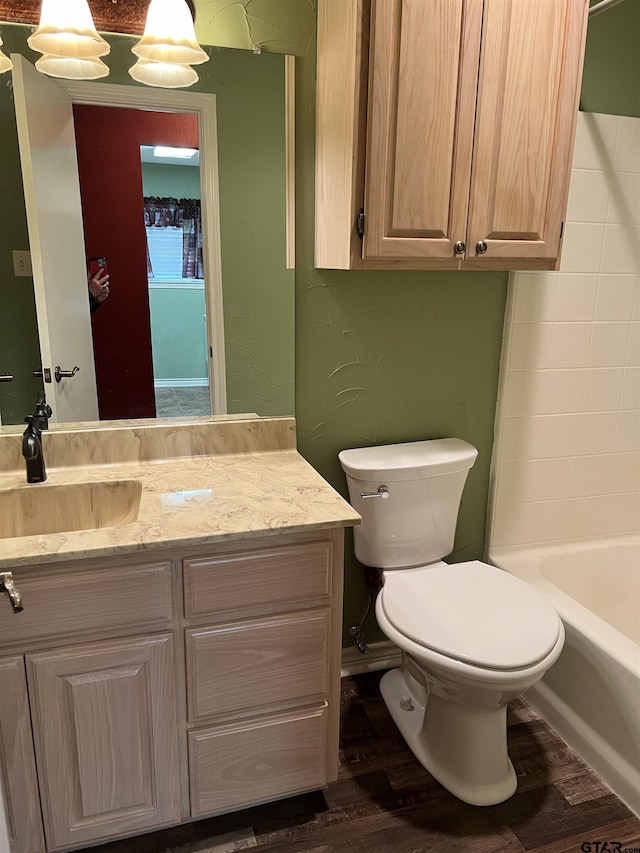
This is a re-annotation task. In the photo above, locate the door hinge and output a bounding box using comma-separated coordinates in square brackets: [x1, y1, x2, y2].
[560, 221, 564, 239]
[209, 346, 213, 358]
[356, 209, 365, 239]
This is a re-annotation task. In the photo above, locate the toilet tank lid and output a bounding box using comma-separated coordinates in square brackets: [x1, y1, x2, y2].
[339, 438, 478, 481]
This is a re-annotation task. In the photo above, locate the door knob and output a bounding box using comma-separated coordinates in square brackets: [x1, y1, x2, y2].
[54, 365, 80, 383]
[476, 240, 488, 255]
[454, 241, 465, 256]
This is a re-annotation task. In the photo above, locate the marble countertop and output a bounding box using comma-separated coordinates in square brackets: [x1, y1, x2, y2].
[0, 416, 360, 568]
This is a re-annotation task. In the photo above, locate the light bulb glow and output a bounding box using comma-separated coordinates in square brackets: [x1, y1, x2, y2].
[131, 0, 208, 66]
[28, 0, 110, 58]
[153, 146, 198, 159]
[128, 58, 199, 89]
[35, 54, 110, 80]
[0, 35, 13, 74]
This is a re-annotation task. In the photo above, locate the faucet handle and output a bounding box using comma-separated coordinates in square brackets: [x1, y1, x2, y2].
[34, 393, 53, 428]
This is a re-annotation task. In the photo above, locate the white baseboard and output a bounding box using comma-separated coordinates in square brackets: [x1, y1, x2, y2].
[154, 379, 209, 389]
[341, 640, 402, 677]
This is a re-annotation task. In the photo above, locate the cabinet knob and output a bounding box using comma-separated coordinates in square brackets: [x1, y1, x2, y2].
[454, 241, 465, 256]
[476, 240, 488, 255]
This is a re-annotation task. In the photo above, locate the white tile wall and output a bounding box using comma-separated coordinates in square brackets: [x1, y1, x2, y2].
[489, 113, 640, 548]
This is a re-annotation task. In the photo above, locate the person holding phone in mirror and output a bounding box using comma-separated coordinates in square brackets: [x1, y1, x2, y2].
[88, 256, 110, 313]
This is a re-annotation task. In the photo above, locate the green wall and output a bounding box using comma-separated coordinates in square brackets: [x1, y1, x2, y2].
[194, 0, 640, 646]
[195, 3, 507, 644]
[582, 0, 640, 117]
[149, 288, 208, 382]
[0, 26, 293, 423]
[142, 162, 207, 383]
[142, 162, 201, 199]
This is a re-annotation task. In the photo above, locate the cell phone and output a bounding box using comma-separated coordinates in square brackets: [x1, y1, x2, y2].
[88, 256, 108, 279]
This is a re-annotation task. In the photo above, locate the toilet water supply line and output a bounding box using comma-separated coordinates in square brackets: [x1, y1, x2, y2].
[350, 567, 384, 654]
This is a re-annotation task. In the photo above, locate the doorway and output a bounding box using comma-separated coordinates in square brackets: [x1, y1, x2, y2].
[73, 104, 213, 419]
[61, 80, 226, 419]
[141, 145, 210, 417]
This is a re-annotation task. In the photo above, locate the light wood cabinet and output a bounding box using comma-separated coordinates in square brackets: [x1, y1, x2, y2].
[182, 530, 344, 819]
[189, 706, 328, 817]
[26, 635, 180, 851]
[315, 0, 589, 271]
[0, 528, 345, 850]
[0, 657, 44, 853]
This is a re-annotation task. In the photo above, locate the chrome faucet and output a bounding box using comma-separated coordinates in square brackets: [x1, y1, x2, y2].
[22, 394, 51, 483]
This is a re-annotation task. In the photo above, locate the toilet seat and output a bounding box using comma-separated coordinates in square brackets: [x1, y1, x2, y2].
[379, 560, 561, 671]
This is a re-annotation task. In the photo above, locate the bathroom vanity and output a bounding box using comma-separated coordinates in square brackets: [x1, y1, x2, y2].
[0, 416, 359, 853]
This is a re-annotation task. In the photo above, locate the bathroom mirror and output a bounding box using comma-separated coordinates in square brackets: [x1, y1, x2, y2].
[0, 24, 294, 426]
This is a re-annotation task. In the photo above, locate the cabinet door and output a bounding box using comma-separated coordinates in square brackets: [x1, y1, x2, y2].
[363, 0, 482, 261]
[26, 635, 180, 851]
[466, 0, 588, 262]
[0, 657, 45, 853]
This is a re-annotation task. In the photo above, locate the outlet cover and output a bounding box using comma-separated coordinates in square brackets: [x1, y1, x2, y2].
[12, 250, 33, 277]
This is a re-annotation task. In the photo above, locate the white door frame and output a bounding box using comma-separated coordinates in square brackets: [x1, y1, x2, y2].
[59, 81, 227, 415]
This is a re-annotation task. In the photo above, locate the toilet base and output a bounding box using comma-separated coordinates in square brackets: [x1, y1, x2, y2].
[379, 667, 517, 806]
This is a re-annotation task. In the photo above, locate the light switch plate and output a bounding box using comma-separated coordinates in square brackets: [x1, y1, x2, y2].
[12, 250, 32, 277]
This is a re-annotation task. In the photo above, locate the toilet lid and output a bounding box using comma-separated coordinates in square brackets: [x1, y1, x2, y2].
[380, 561, 561, 670]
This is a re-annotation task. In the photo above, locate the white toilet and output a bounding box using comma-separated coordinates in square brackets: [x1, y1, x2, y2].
[339, 438, 564, 807]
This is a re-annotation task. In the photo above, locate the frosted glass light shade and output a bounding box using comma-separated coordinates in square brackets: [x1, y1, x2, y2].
[128, 58, 198, 88]
[35, 54, 109, 80]
[132, 0, 208, 65]
[0, 36, 13, 74]
[28, 0, 110, 58]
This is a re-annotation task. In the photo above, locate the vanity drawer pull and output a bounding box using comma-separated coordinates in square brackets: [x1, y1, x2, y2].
[0, 572, 23, 612]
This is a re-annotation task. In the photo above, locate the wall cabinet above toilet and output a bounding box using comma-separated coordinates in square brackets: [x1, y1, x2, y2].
[314, 0, 589, 271]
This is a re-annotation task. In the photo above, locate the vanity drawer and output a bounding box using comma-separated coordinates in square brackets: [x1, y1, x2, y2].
[188, 704, 327, 816]
[186, 610, 330, 722]
[0, 561, 173, 646]
[182, 539, 333, 619]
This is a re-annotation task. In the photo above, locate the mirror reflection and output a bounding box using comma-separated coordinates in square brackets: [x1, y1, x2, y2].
[0, 24, 294, 426]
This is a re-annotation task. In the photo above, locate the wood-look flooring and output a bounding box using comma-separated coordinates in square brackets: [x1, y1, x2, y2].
[79, 671, 640, 853]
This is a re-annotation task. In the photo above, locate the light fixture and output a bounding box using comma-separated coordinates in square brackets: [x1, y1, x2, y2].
[153, 145, 198, 159]
[132, 0, 208, 65]
[128, 57, 199, 89]
[35, 54, 109, 80]
[0, 35, 13, 74]
[27, 0, 110, 59]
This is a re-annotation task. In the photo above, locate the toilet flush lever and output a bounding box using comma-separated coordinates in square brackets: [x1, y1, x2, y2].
[360, 485, 390, 500]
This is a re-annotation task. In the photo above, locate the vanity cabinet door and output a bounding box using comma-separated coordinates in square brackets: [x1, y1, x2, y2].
[0, 657, 45, 853]
[26, 635, 180, 851]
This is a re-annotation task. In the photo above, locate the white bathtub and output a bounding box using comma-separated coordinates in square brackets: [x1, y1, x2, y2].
[489, 534, 640, 816]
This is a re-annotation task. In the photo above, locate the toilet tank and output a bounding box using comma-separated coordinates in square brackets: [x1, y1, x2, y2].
[339, 438, 478, 569]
